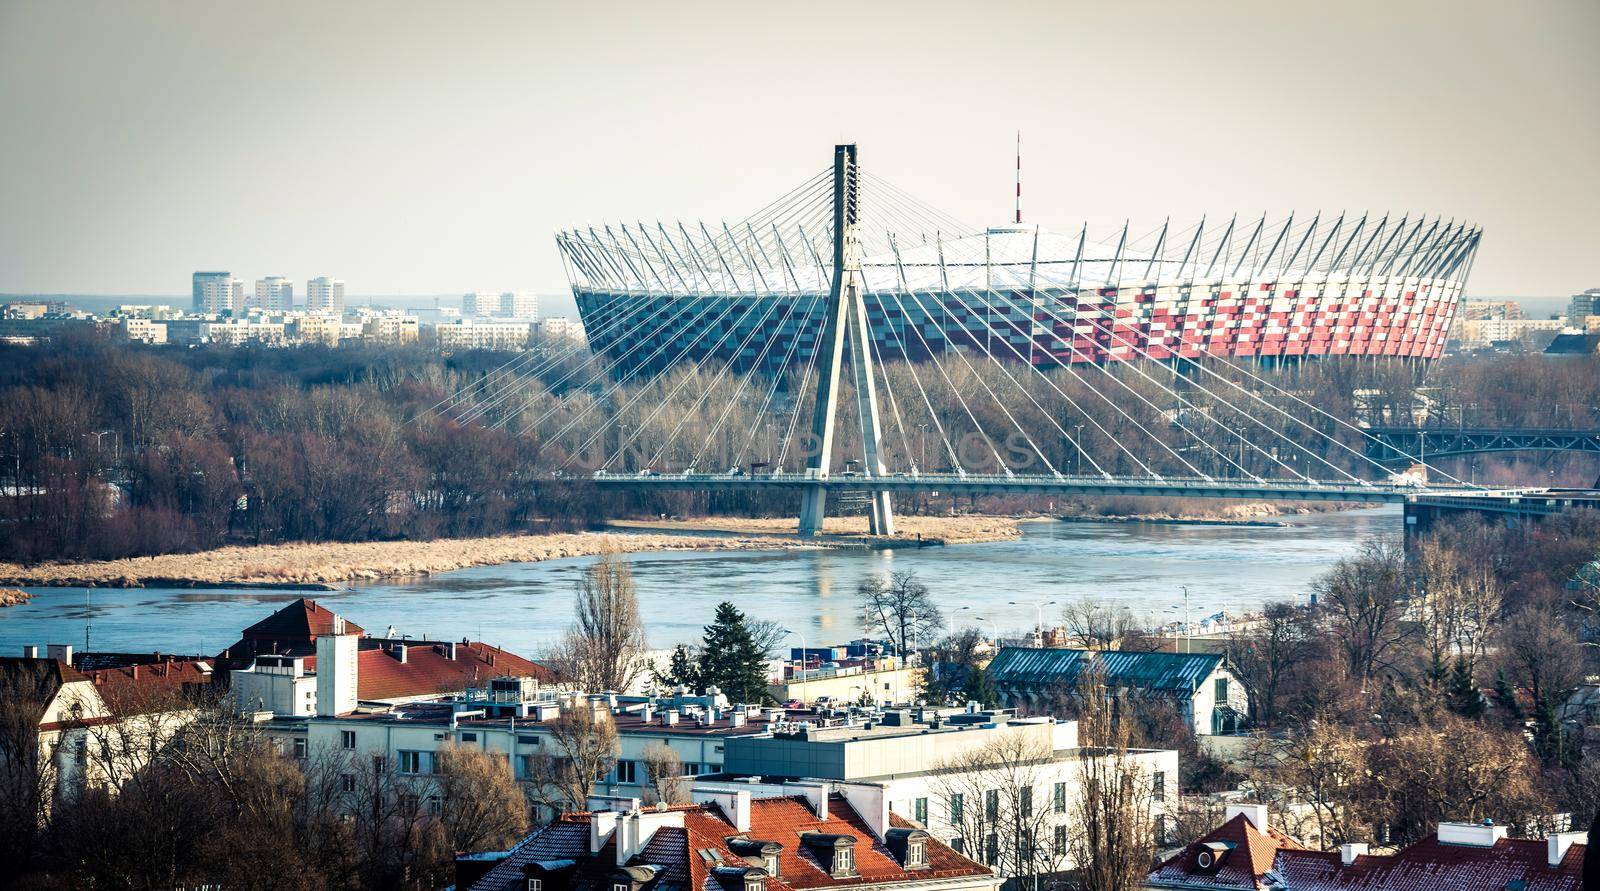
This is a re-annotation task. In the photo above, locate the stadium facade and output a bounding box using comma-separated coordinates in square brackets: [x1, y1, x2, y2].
[558, 204, 1480, 379]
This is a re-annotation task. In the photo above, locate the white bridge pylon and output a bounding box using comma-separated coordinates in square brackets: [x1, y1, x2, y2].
[799, 144, 893, 537]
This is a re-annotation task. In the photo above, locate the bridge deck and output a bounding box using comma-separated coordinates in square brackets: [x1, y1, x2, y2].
[588, 472, 1514, 504]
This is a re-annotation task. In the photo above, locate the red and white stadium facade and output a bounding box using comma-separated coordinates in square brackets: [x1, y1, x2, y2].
[559, 214, 1480, 378]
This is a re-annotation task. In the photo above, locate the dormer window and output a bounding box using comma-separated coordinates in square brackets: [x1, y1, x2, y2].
[527, 882, 542, 891]
[832, 845, 856, 877]
[744, 875, 763, 891]
[907, 841, 925, 868]
[613, 884, 628, 891]
[763, 853, 779, 876]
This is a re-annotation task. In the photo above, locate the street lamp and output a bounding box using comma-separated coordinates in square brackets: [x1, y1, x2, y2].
[1008, 599, 1058, 638]
[782, 627, 808, 696]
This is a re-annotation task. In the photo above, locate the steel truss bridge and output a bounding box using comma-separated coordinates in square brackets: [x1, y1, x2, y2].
[1365, 426, 1600, 464]
[425, 144, 1521, 536]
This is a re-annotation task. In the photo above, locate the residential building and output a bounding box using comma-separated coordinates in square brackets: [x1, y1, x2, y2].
[203, 317, 286, 345]
[1145, 806, 1588, 891]
[435, 318, 532, 351]
[985, 647, 1247, 736]
[116, 317, 167, 344]
[306, 276, 346, 314]
[292, 312, 350, 345]
[1566, 288, 1600, 329]
[360, 310, 420, 344]
[711, 706, 1178, 871]
[461, 788, 998, 891]
[222, 598, 550, 711]
[539, 315, 585, 341]
[463, 292, 496, 317]
[254, 276, 294, 311]
[499, 291, 538, 319]
[192, 271, 237, 314]
[771, 652, 918, 706]
[1459, 300, 1525, 321]
[1455, 316, 1566, 345]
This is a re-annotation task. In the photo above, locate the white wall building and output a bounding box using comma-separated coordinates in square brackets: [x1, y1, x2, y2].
[191, 271, 237, 314]
[538, 315, 585, 341]
[254, 276, 294, 312]
[305, 276, 345, 314]
[434, 318, 531, 351]
[499, 291, 538, 319]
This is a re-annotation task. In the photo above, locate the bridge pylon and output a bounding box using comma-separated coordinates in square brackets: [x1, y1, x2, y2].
[798, 144, 895, 537]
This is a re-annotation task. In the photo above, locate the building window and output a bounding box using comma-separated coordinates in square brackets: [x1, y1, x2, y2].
[907, 841, 925, 868]
[615, 760, 637, 783]
[744, 876, 763, 891]
[1154, 813, 1168, 845]
[951, 837, 966, 855]
[460, 731, 478, 743]
[1053, 781, 1066, 813]
[1054, 825, 1067, 856]
[1152, 771, 1166, 799]
[340, 730, 356, 750]
[517, 734, 541, 745]
[914, 797, 928, 824]
[984, 834, 998, 866]
[340, 773, 355, 793]
[948, 793, 964, 824]
[985, 789, 999, 822]
[527, 881, 542, 891]
[293, 738, 307, 759]
[833, 846, 855, 877]
[1214, 676, 1229, 702]
[1019, 785, 1033, 818]
[613, 883, 628, 891]
[372, 754, 386, 774]
[399, 751, 426, 775]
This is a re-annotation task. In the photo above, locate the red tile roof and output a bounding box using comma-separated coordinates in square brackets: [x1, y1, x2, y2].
[1148, 815, 1587, 891]
[219, 597, 365, 667]
[79, 658, 216, 715]
[470, 794, 993, 891]
[303, 640, 550, 702]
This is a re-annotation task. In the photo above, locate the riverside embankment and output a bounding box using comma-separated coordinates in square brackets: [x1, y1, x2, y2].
[0, 516, 1022, 589]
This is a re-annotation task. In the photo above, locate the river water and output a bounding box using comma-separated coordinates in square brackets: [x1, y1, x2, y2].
[2, 507, 1396, 657]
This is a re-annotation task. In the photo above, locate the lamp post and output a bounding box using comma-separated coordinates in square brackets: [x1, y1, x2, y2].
[1008, 599, 1057, 642]
[783, 627, 807, 702]
[1074, 424, 1085, 476]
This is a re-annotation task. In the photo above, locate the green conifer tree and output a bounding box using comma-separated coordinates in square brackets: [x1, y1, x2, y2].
[1448, 656, 1484, 718]
[654, 644, 700, 693]
[961, 665, 999, 709]
[696, 602, 770, 704]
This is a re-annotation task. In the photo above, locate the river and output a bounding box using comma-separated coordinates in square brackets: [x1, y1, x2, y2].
[2, 507, 1397, 658]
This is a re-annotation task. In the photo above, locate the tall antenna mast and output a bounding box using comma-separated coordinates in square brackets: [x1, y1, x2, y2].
[1014, 130, 1023, 224]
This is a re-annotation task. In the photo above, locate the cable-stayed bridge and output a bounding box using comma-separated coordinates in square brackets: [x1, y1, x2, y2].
[422, 145, 1506, 535]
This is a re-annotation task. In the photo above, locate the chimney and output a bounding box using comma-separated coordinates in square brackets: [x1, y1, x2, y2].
[690, 788, 752, 832]
[22, 645, 38, 658]
[661, 709, 679, 726]
[393, 643, 408, 664]
[131, 664, 139, 680]
[47, 644, 73, 664]
[591, 810, 620, 854]
[1338, 843, 1368, 866]
[1225, 804, 1269, 831]
[442, 641, 456, 660]
[1548, 831, 1586, 867]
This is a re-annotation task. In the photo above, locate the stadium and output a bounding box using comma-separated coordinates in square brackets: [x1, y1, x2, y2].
[556, 166, 1480, 379]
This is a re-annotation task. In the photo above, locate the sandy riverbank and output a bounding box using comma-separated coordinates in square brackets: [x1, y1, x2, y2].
[604, 514, 1024, 545]
[0, 532, 819, 590]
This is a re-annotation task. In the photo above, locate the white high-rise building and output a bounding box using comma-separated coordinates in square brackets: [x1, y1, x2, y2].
[498, 291, 538, 319]
[306, 277, 345, 314]
[229, 279, 245, 314]
[192, 271, 234, 314]
[462, 292, 495, 317]
[254, 276, 293, 312]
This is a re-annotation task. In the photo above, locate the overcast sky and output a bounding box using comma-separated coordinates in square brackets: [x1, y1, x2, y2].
[2, 0, 1596, 303]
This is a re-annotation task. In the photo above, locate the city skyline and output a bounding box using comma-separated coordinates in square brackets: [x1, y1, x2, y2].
[2, 1, 1598, 298]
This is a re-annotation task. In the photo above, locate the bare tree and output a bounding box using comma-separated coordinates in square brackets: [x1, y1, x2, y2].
[433, 743, 530, 853]
[1224, 602, 1314, 729]
[1070, 668, 1156, 891]
[858, 570, 944, 658]
[528, 702, 619, 812]
[640, 743, 689, 806]
[1060, 600, 1143, 651]
[928, 729, 1060, 882]
[554, 551, 649, 693]
[1255, 717, 1364, 847]
[0, 671, 59, 869]
[1312, 536, 1412, 687]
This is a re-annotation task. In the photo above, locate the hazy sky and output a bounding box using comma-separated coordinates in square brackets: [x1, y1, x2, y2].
[2, 0, 1596, 302]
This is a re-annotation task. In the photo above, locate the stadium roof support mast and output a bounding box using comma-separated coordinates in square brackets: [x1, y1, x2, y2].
[798, 144, 895, 537]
